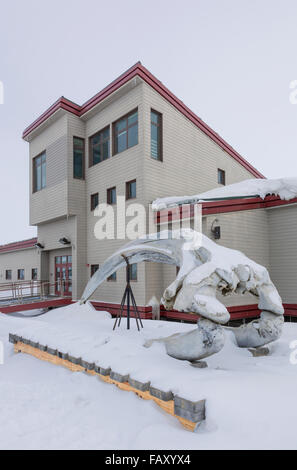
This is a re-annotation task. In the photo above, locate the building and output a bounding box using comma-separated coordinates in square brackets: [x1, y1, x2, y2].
[1, 62, 272, 319]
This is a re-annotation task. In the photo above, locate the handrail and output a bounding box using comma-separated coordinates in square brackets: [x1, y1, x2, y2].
[0, 279, 72, 305]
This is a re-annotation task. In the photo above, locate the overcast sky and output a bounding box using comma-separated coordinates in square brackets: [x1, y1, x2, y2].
[0, 0, 297, 244]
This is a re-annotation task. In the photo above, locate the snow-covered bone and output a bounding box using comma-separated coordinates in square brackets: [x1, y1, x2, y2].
[80, 229, 284, 359]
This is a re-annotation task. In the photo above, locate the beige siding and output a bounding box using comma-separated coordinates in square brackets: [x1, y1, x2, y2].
[268, 204, 297, 304]
[26, 76, 264, 307]
[0, 248, 40, 283]
[29, 115, 68, 225]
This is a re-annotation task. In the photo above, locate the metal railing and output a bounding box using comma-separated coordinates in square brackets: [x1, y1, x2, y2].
[0, 280, 72, 306]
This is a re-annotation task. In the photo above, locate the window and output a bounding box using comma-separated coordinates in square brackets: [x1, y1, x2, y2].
[151, 110, 162, 160]
[126, 179, 136, 200]
[91, 264, 99, 277]
[73, 137, 85, 179]
[107, 272, 117, 281]
[32, 268, 38, 280]
[91, 193, 99, 211]
[128, 263, 137, 281]
[5, 270, 12, 281]
[218, 169, 226, 185]
[113, 109, 138, 155]
[107, 187, 117, 205]
[17, 269, 24, 280]
[89, 127, 110, 166]
[33, 152, 46, 192]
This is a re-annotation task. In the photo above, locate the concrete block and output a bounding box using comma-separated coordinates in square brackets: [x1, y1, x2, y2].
[68, 355, 81, 365]
[128, 378, 150, 391]
[149, 386, 173, 402]
[174, 396, 206, 414]
[99, 366, 111, 376]
[110, 371, 129, 383]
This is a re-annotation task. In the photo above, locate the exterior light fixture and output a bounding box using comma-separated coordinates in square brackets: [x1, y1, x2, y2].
[59, 237, 71, 245]
[211, 219, 221, 240]
[34, 242, 44, 249]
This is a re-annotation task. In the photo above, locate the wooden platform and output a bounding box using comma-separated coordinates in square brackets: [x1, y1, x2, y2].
[10, 336, 206, 432]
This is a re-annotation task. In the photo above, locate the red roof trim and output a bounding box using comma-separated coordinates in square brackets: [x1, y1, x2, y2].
[22, 63, 263, 178]
[156, 195, 297, 223]
[0, 237, 37, 254]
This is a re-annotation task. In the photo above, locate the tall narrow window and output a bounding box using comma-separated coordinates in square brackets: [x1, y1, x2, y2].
[73, 137, 85, 179]
[89, 127, 110, 166]
[107, 187, 117, 205]
[218, 169, 226, 185]
[17, 269, 24, 280]
[128, 263, 137, 281]
[126, 179, 136, 200]
[91, 264, 99, 277]
[113, 109, 138, 155]
[33, 152, 46, 192]
[151, 110, 162, 161]
[5, 270, 12, 281]
[31, 268, 38, 280]
[91, 193, 99, 211]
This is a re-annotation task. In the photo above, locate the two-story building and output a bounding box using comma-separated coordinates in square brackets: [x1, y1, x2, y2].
[0, 62, 267, 317]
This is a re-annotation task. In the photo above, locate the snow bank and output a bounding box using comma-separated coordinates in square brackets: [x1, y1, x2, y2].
[1, 304, 297, 449]
[152, 177, 297, 210]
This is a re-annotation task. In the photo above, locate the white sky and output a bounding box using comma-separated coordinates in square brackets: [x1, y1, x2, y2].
[0, 0, 297, 244]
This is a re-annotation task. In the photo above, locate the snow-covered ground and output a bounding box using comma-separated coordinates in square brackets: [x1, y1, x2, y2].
[0, 303, 297, 450]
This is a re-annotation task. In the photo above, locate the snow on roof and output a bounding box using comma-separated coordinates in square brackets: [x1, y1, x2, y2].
[152, 177, 297, 210]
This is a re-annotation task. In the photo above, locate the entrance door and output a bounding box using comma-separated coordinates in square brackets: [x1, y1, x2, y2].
[55, 255, 72, 296]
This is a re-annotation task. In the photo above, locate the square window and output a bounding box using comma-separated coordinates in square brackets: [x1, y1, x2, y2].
[5, 270, 12, 281]
[91, 193, 99, 211]
[107, 272, 117, 281]
[126, 180, 136, 200]
[107, 187, 117, 205]
[17, 269, 24, 281]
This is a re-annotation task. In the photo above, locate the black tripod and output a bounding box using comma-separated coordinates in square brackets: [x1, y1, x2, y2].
[113, 256, 144, 331]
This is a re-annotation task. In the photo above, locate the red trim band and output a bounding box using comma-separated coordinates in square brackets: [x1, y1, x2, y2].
[0, 237, 38, 254]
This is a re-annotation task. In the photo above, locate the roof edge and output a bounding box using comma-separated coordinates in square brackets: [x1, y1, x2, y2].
[22, 62, 264, 178]
[0, 237, 38, 254]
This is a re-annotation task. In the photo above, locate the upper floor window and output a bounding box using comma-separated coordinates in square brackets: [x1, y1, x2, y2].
[126, 179, 136, 200]
[73, 137, 85, 179]
[18, 269, 24, 281]
[89, 127, 110, 167]
[33, 152, 46, 192]
[91, 192, 99, 211]
[32, 268, 38, 280]
[107, 186, 117, 205]
[113, 109, 138, 155]
[151, 110, 162, 161]
[91, 264, 99, 277]
[218, 169, 226, 185]
[5, 269, 12, 281]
